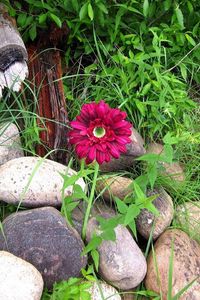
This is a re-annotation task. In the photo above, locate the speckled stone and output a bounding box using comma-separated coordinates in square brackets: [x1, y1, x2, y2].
[136, 187, 174, 240]
[0, 156, 86, 207]
[145, 229, 200, 300]
[175, 201, 200, 243]
[86, 214, 147, 290]
[146, 143, 185, 182]
[100, 128, 146, 172]
[0, 251, 43, 300]
[88, 281, 121, 300]
[0, 123, 23, 166]
[96, 176, 133, 202]
[0, 207, 87, 289]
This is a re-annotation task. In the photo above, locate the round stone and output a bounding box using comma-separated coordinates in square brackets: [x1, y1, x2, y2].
[88, 281, 121, 300]
[86, 214, 147, 290]
[175, 201, 200, 243]
[96, 176, 133, 202]
[145, 229, 200, 299]
[100, 128, 146, 172]
[0, 207, 87, 289]
[0, 123, 23, 166]
[0, 156, 86, 207]
[0, 251, 43, 300]
[136, 187, 174, 240]
[146, 143, 185, 182]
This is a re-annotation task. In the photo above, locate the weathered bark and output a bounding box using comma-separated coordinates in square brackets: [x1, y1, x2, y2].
[0, 4, 28, 98]
[28, 46, 70, 164]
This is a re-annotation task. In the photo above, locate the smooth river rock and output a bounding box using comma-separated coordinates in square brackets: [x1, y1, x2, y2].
[88, 281, 121, 300]
[0, 156, 86, 207]
[100, 128, 146, 172]
[146, 143, 185, 182]
[0, 123, 23, 165]
[145, 229, 200, 299]
[136, 187, 174, 240]
[96, 175, 133, 202]
[0, 207, 87, 289]
[175, 201, 200, 243]
[86, 215, 147, 290]
[0, 251, 43, 300]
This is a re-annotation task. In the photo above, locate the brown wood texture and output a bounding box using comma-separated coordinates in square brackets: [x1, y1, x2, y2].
[28, 46, 70, 164]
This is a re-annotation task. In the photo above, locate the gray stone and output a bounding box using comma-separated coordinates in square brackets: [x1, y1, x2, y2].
[0, 156, 86, 207]
[145, 229, 200, 299]
[88, 281, 121, 300]
[100, 128, 146, 172]
[146, 143, 185, 182]
[0, 207, 87, 289]
[0, 123, 23, 165]
[96, 175, 133, 202]
[175, 201, 200, 243]
[86, 214, 147, 290]
[0, 251, 43, 300]
[136, 187, 174, 240]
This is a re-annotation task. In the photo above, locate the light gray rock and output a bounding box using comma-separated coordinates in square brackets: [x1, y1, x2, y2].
[136, 187, 174, 240]
[88, 281, 121, 300]
[0, 156, 86, 207]
[145, 229, 200, 300]
[100, 128, 146, 172]
[0, 123, 23, 165]
[0, 207, 87, 289]
[96, 175, 133, 202]
[86, 214, 147, 290]
[0, 251, 43, 300]
[146, 143, 185, 182]
[175, 201, 200, 243]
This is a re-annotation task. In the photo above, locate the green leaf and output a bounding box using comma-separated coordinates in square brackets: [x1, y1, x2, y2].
[101, 229, 116, 241]
[29, 23, 37, 41]
[39, 13, 47, 24]
[163, 144, 173, 163]
[82, 236, 102, 255]
[179, 64, 187, 81]
[91, 249, 99, 271]
[124, 204, 140, 225]
[175, 6, 184, 29]
[88, 3, 94, 21]
[143, 0, 149, 17]
[17, 13, 27, 27]
[79, 2, 88, 20]
[144, 201, 159, 216]
[133, 181, 146, 203]
[49, 13, 62, 28]
[185, 33, 196, 46]
[136, 153, 160, 163]
[115, 197, 128, 214]
[128, 220, 137, 238]
[141, 83, 151, 96]
[147, 164, 158, 189]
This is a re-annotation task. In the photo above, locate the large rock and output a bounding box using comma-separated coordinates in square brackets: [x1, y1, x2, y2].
[0, 251, 43, 300]
[136, 188, 174, 240]
[0, 207, 87, 289]
[96, 176, 133, 202]
[0, 123, 23, 165]
[0, 156, 86, 207]
[175, 201, 200, 243]
[146, 143, 185, 182]
[88, 281, 121, 300]
[86, 214, 147, 290]
[145, 229, 200, 299]
[100, 128, 146, 172]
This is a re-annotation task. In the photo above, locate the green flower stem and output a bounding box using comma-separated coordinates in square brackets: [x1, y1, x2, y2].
[82, 161, 99, 240]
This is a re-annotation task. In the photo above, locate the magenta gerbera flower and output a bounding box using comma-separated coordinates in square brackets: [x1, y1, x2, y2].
[69, 100, 132, 165]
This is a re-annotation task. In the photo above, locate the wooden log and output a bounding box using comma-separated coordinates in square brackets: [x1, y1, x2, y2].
[28, 46, 70, 164]
[0, 4, 28, 98]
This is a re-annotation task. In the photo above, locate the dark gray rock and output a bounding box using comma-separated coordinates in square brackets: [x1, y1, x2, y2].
[0, 207, 87, 289]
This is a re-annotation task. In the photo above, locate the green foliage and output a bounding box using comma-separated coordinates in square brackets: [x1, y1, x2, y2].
[41, 277, 92, 300]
